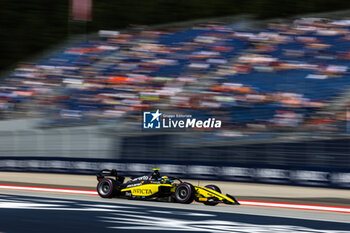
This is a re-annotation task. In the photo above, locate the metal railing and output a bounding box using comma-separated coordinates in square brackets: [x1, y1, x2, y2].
[118, 134, 350, 169]
[0, 128, 349, 169]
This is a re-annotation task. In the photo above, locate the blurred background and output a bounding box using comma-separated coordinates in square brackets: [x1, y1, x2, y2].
[1, 0, 350, 188]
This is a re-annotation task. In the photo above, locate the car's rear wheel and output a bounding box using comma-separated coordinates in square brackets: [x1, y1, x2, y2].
[97, 178, 118, 198]
[204, 184, 221, 206]
[174, 182, 195, 204]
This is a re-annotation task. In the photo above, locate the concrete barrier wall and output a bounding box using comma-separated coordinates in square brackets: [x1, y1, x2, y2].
[0, 128, 115, 159]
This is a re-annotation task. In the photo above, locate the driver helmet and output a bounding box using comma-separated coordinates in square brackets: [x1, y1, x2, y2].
[160, 176, 170, 184]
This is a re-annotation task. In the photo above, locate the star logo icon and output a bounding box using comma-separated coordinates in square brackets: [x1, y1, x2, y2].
[143, 109, 162, 129]
[151, 109, 162, 122]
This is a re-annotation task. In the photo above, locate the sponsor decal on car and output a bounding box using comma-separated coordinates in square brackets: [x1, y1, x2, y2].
[131, 188, 153, 195]
[126, 183, 142, 188]
[131, 176, 149, 181]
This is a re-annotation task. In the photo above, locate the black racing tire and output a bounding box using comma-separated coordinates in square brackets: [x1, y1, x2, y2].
[204, 184, 221, 206]
[97, 178, 118, 198]
[174, 182, 195, 204]
[205, 184, 221, 194]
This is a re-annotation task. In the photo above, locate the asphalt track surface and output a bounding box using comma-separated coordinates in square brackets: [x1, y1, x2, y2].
[0, 189, 349, 233]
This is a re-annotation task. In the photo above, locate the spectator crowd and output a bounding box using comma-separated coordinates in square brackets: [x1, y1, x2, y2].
[1, 17, 350, 137]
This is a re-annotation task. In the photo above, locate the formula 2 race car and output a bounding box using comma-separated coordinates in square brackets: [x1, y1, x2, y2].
[96, 168, 239, 206]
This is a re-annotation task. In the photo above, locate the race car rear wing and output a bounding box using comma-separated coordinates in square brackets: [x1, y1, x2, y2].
[96, 169, 125, 183]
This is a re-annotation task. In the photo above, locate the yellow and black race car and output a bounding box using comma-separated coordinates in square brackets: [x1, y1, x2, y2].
[96, 168, 240, 206]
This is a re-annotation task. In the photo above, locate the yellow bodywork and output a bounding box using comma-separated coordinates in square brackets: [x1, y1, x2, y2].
[120, 183, 237, 204]
[194, 185, 237, 204]
[121, 184, 173, 196]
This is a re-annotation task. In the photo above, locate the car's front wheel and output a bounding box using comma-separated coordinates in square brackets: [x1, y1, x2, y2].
[204, 184, 221, 206]
[174, 182, 195, 204]
[97, 178, 118, 198]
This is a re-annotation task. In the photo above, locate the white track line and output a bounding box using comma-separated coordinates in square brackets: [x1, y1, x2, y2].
[239, 200, 350, 213]
[0, 185, 97, 195]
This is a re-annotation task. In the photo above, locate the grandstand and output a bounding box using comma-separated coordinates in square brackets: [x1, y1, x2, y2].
[1, 17, 350, 135]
